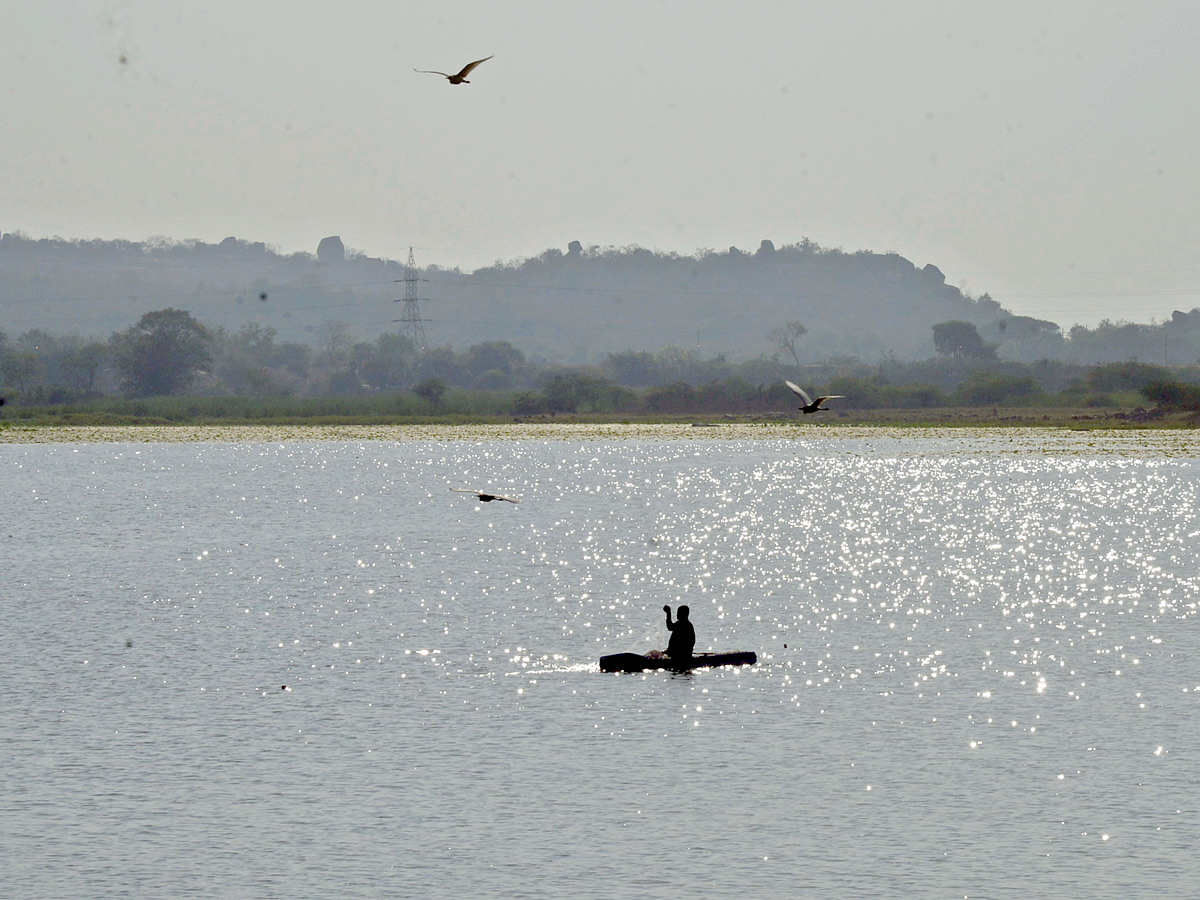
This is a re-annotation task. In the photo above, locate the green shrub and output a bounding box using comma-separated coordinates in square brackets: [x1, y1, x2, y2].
[1142, 380, 1200, 411]
[956, 371, 1042, 405]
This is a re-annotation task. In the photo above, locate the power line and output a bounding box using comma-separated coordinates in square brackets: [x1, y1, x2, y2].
[6, 265, 1198, 310]
[5, 264, 1199, 336]
[0, 278, 398, 306]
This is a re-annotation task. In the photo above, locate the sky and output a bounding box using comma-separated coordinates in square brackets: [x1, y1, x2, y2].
[3, 0, 1199, 328]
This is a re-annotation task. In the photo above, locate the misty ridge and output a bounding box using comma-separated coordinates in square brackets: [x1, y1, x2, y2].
[2, 230, 1199, 369]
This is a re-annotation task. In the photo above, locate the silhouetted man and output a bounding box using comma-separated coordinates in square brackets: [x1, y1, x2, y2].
[663, 604, 695, 662]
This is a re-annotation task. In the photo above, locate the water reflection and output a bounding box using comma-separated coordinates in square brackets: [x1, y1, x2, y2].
[3, 429, 1199, 899]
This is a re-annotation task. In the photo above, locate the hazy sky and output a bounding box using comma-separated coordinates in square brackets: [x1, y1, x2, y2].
[4, 1, 1198, 327]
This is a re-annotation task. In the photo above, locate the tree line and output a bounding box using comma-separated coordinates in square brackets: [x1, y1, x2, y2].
[2, 309, 1199, 418]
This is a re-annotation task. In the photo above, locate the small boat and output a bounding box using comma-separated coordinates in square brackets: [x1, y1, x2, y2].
[599, 651, 757, 673]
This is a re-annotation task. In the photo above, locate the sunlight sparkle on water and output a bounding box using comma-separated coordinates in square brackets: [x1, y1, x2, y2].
[4, 427, 1200, 900]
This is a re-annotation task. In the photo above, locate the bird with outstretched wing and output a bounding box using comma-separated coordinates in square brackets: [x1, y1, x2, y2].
[452, 488, 520, 503]
[785, 380, 844, 414]
[414, 55, 493, 84]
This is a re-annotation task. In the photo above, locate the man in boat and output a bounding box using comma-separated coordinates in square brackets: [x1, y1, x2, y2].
[663, 604, 695, 662]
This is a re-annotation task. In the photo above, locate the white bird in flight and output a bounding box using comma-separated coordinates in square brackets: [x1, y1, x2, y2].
[785, 380, 844, 414]
[414, 55, 494, 84]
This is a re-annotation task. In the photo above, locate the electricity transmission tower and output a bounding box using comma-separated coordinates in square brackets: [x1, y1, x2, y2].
[394, 248, 430, 350]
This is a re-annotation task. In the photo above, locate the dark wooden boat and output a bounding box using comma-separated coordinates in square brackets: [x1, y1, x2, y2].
[599, 651, 757, 673]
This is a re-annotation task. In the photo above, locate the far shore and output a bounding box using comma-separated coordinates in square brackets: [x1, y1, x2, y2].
[2, 406, 1198, 445]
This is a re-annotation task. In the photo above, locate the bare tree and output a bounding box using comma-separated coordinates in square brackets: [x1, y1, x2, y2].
[768, 321, 808, 367]
[316, 320, 353, 363]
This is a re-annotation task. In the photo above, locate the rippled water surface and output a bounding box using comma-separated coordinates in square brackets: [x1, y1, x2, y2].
[3, 426, 1199, 899]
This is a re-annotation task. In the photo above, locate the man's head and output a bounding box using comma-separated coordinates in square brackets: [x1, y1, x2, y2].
[678, 605, 689, 620]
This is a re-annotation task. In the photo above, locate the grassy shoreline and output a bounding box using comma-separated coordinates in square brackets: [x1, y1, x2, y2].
[2, 405, 1197, 436]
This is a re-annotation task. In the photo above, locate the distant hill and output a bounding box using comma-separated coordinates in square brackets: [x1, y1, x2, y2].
[0, 232, 404, 347]
[0, 231, 1062, 363]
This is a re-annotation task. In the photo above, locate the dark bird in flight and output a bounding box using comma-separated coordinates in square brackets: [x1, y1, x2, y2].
[414, 55, 493, 84]
[785, 380, 844, 414]
[452, 488, 520, 503]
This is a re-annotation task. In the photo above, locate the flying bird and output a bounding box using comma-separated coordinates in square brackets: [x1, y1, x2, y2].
[785, 380, 844, 414]
[414, 55, 493, 84]
[452, 488, 520, 503]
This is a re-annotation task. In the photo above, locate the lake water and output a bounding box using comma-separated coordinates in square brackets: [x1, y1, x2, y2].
[3, 424, 1199, 899]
